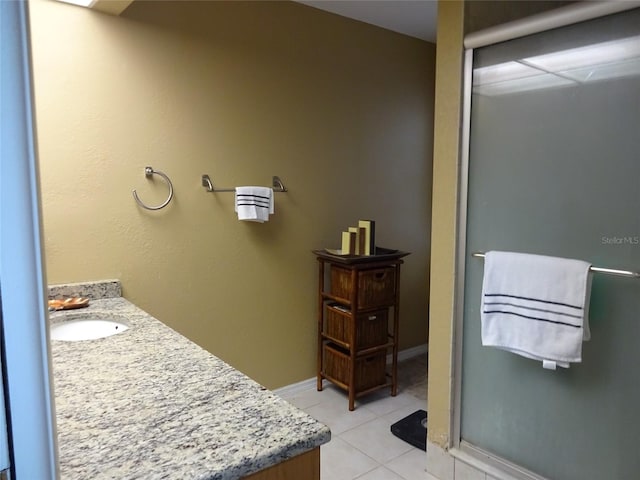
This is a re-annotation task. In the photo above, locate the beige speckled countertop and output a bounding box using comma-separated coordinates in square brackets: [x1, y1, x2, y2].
[49, 282, 330, 480]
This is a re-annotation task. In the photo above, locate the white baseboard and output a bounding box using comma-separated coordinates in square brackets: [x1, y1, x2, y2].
[274, 376, 318, 397]
[274, 343, 428, 397]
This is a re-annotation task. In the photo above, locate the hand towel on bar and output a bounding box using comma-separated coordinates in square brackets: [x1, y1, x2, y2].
[234, 186, 274, 223]
[481, 251, 592, 369]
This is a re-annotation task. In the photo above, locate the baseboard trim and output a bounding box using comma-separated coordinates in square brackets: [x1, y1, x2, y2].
[274, 343, 428, 397]
[393, 343, 428, 363]
[273, 376, 318, 397]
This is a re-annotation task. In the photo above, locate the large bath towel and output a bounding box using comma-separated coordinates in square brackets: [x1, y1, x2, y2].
[481, 251, 592, 369]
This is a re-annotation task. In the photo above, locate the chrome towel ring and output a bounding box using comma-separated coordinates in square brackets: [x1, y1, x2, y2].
[132, 166, 174, 211]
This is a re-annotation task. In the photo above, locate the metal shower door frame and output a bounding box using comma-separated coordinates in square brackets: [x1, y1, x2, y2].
[449, 2, 640, 479]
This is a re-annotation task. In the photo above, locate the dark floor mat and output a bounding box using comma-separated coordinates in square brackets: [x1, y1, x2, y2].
[390, 409, 427, 451]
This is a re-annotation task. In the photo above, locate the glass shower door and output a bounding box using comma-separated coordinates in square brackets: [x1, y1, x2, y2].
[0, 293, 10, 477]
[1, 1, 59, 477]
[459, 8, 640, 480]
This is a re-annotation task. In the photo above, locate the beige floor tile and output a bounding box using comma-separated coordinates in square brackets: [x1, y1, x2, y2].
[357, 390, 426, 416]
[382, 397, 427, 424]
[321, 436, 380, 480]
[340, 416, 415, 464]
[280, 384, 335, 410]
[397, 355, 428, 402]
[306, 396, 377, 435]
[385, 448, 428, 480]
[295, 353, 430, 480]
[354, 465, 406, 479]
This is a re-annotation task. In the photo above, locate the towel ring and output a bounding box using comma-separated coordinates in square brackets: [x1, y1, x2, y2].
[132, 166, 174, 211]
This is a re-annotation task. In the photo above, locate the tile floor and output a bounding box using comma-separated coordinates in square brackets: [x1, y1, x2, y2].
[279, 355, 438, 480]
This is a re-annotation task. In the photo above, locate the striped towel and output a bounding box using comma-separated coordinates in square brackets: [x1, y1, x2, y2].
[235, 186, 274, 223]
[481, 251, 592, 369]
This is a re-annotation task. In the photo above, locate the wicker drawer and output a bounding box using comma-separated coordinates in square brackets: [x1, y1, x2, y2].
[330, 266, 396, 308]
[325, 305, 388, 349]
[323, 343, 386, 391]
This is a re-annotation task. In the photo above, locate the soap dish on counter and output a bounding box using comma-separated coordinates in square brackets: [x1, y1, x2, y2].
[48, 297, 90, 311]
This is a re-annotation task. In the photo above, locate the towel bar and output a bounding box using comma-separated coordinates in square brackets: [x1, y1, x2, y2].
[201, 174, 287, 193]
[472, 252, 640, 279]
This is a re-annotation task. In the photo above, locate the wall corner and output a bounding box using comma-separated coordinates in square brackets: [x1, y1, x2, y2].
[426, 0, 466, 449]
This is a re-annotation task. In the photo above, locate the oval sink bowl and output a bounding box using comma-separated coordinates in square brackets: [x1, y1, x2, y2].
[50, 313, 129, 342]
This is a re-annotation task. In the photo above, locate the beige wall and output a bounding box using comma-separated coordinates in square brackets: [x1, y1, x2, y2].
[465, 0, 573, 33]
[427, 0, 572, 449]
[29, 0, 435, 389]
[426, 0, 465, 448]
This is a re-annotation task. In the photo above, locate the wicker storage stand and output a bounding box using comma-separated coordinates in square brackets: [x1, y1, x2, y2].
[314, 249, 409, 411]
[330, 266, 396, 309]
[325, 305, 388, 350]
[323, 343, 386, 391]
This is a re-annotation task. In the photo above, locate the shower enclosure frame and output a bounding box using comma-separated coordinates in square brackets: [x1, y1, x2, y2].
[449, 2, 640, 479]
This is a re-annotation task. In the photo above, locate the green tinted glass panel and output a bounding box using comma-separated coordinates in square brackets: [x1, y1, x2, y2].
[460, 9, 640, 480]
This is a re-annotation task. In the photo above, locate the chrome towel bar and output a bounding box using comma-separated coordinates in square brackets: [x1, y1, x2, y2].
[201, 174, 287, 193]
[472, 252, 640, 279]
[132, 166, 174, 211]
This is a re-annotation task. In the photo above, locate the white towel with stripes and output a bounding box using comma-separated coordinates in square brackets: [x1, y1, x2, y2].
[234, 186, 274, 222]
[481, 251, 592, 369]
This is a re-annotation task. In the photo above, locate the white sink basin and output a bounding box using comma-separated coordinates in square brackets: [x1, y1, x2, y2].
[50, 313, 129, 342]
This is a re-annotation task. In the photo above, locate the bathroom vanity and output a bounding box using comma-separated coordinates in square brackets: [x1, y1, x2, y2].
[48, 281, 329, 480]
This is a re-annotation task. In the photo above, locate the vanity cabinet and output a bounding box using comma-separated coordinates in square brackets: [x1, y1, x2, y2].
[314, 250, 408, 410]
[243, 448, 319, 479]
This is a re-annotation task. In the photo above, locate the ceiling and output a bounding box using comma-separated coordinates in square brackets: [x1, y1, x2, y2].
[60, 0, 439, 42]
[296, 1, 438, 43]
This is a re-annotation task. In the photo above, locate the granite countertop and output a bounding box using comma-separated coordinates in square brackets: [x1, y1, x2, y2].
[49, 282, 330, 480]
